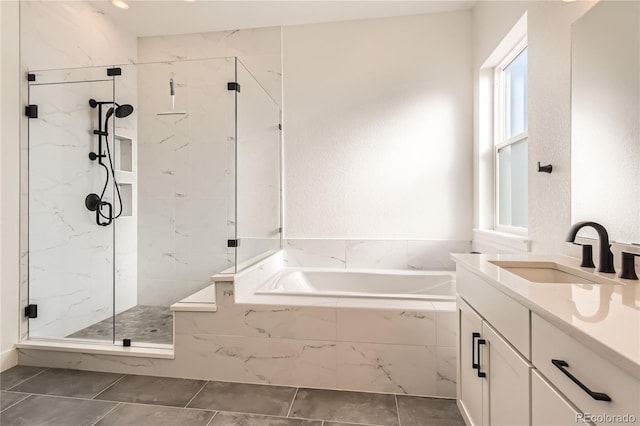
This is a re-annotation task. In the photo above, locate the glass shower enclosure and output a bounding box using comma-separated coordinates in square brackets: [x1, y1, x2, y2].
[24, 58, 281, 346]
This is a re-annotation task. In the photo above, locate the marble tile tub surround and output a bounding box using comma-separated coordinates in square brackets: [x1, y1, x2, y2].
[0, 367, 464, 426]
[201, 280, 457, 397]
[284, 239, 471, 270]
[17, 277, 458, 398]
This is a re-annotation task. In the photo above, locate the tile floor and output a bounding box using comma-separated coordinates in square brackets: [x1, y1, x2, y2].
[0, 366, 466, 426]
[67, 305, 173, 345]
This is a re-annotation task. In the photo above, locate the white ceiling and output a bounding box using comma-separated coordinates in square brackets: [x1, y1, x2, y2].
[88, 1, 476, 37]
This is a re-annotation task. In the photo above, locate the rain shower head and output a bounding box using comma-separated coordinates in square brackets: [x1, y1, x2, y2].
[104, 103, 134, 130]
[105, 103, 135, 120]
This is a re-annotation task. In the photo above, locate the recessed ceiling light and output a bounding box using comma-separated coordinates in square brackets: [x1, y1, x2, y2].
[111, 0, 129, 10]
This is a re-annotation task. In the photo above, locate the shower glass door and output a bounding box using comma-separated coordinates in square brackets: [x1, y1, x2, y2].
[27, 66, 116, 341]
[234, 58, 282, 269]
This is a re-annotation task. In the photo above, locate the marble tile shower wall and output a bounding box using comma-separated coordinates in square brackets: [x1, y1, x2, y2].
[25, 67, 138, 339]
[19, 1, 138, 340]
[136, 59, 235, 306]
[137, 27, 282, 107]
[136, 26, 282, 306]
[285, 239, 472, 270]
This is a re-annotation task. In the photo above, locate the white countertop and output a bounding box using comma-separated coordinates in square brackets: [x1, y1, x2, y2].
[451, 253, 640, 379]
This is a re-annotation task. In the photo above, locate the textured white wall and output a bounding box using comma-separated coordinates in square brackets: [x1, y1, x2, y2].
[1, 0, 21, 371]
[283, 11, 473, 239]
[472, 1, 596, 254]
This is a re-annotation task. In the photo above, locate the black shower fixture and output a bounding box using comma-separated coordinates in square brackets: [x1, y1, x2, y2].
[86, 98, 134, 226]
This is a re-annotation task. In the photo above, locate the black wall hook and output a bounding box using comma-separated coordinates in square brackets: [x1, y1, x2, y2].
[537, 162, 553, 173]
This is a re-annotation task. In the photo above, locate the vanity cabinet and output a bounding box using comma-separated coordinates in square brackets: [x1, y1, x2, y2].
[532, 314, 640, 426]
[456, 263, 640, 426]
[458, 296, 531, 426]
[532, 370, 594, 426]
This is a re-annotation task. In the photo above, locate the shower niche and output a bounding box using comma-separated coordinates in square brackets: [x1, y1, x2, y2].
[24, 58, 281, 347]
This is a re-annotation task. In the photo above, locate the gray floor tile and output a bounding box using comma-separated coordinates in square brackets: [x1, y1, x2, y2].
[0, 366, 45, 390]
[11, 368, 123, 399]
[290, 388, 399, 426]
[324, 423, 375, 426]
[1, 391, 30, 412]
[210, 412, 322, 426]
[396, 396, 465, 426]
[187, 381, 297, 416]
[95, 403, 215, 426]
[95, 374, 206, 407]
[0, 394, 117, 426]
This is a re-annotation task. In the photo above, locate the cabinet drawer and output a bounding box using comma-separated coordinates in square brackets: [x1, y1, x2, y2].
[457, 266, 530, 358]
[532, 314, 640, 425]
[532, 369, 594, 426]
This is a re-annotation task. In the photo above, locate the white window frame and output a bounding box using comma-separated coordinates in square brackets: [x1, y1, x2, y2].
[493, 38, 528, 235]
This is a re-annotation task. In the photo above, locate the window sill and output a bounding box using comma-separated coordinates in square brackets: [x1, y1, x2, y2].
[473, 229, 532, 254]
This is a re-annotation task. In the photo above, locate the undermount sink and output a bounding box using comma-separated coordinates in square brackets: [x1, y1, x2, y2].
[489, 260, 619, 285]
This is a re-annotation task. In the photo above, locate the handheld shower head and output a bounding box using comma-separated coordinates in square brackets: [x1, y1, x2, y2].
[104, 103, 135, 129]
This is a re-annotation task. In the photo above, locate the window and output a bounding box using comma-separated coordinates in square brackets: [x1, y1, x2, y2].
[495, 43, 528, 231]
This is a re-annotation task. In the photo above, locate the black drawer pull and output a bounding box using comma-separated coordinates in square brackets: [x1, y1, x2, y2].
[477, 338, 487, 378]
[472, 332, 480, 369]
[551, 359, 611, 402]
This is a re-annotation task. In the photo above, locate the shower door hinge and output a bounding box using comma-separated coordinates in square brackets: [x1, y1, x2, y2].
[24, 304, 38, 319]
[107, 67, 122, 76]
[227, 239, 240, 248]
[25, 105, 38, 119]
[278, 123, 282, 130]
[27, 73, 36, 82]
[227, 82, 241, 92]
[123, 339, 131, 347]
[278, 227, 283, 233]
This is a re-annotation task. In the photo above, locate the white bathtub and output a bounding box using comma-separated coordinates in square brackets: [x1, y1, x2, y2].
[255, 268, 455, 301]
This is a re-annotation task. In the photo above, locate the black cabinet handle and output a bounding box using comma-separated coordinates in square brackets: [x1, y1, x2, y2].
[551, 359, 611, 402]
[477, 338, 487, 378]
[472, 332, 480, 369]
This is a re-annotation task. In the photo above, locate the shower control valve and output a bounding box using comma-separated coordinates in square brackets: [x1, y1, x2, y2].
[88, 152, 105, 161]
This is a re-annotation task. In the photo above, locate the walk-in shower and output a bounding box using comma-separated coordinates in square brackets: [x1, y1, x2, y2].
[23, 58, 281, 348]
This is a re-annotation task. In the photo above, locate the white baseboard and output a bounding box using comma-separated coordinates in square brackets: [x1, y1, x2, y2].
[1, 347, 18, 372]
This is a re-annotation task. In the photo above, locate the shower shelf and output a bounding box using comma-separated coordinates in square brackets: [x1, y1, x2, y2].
[114, 132, 135, 173]
[114, 170, 136, 185]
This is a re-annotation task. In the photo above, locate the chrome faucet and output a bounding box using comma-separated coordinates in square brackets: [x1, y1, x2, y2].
[566, 221, 615, 273]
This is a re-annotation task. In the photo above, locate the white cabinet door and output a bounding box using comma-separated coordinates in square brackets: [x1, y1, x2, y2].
[459, 298, 485, 426]
[482, 322, 531, 426]
[532, 370, 595, 426]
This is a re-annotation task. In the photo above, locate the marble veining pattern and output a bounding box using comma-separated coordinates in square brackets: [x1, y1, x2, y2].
[285, 239, 347, 268]
[284, 239, 471, 270]
[137, 58, 234, 307]
[336, 343, 437, 396]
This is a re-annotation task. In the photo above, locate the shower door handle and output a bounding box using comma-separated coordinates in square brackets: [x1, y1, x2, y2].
[97, 201, 113, 226]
